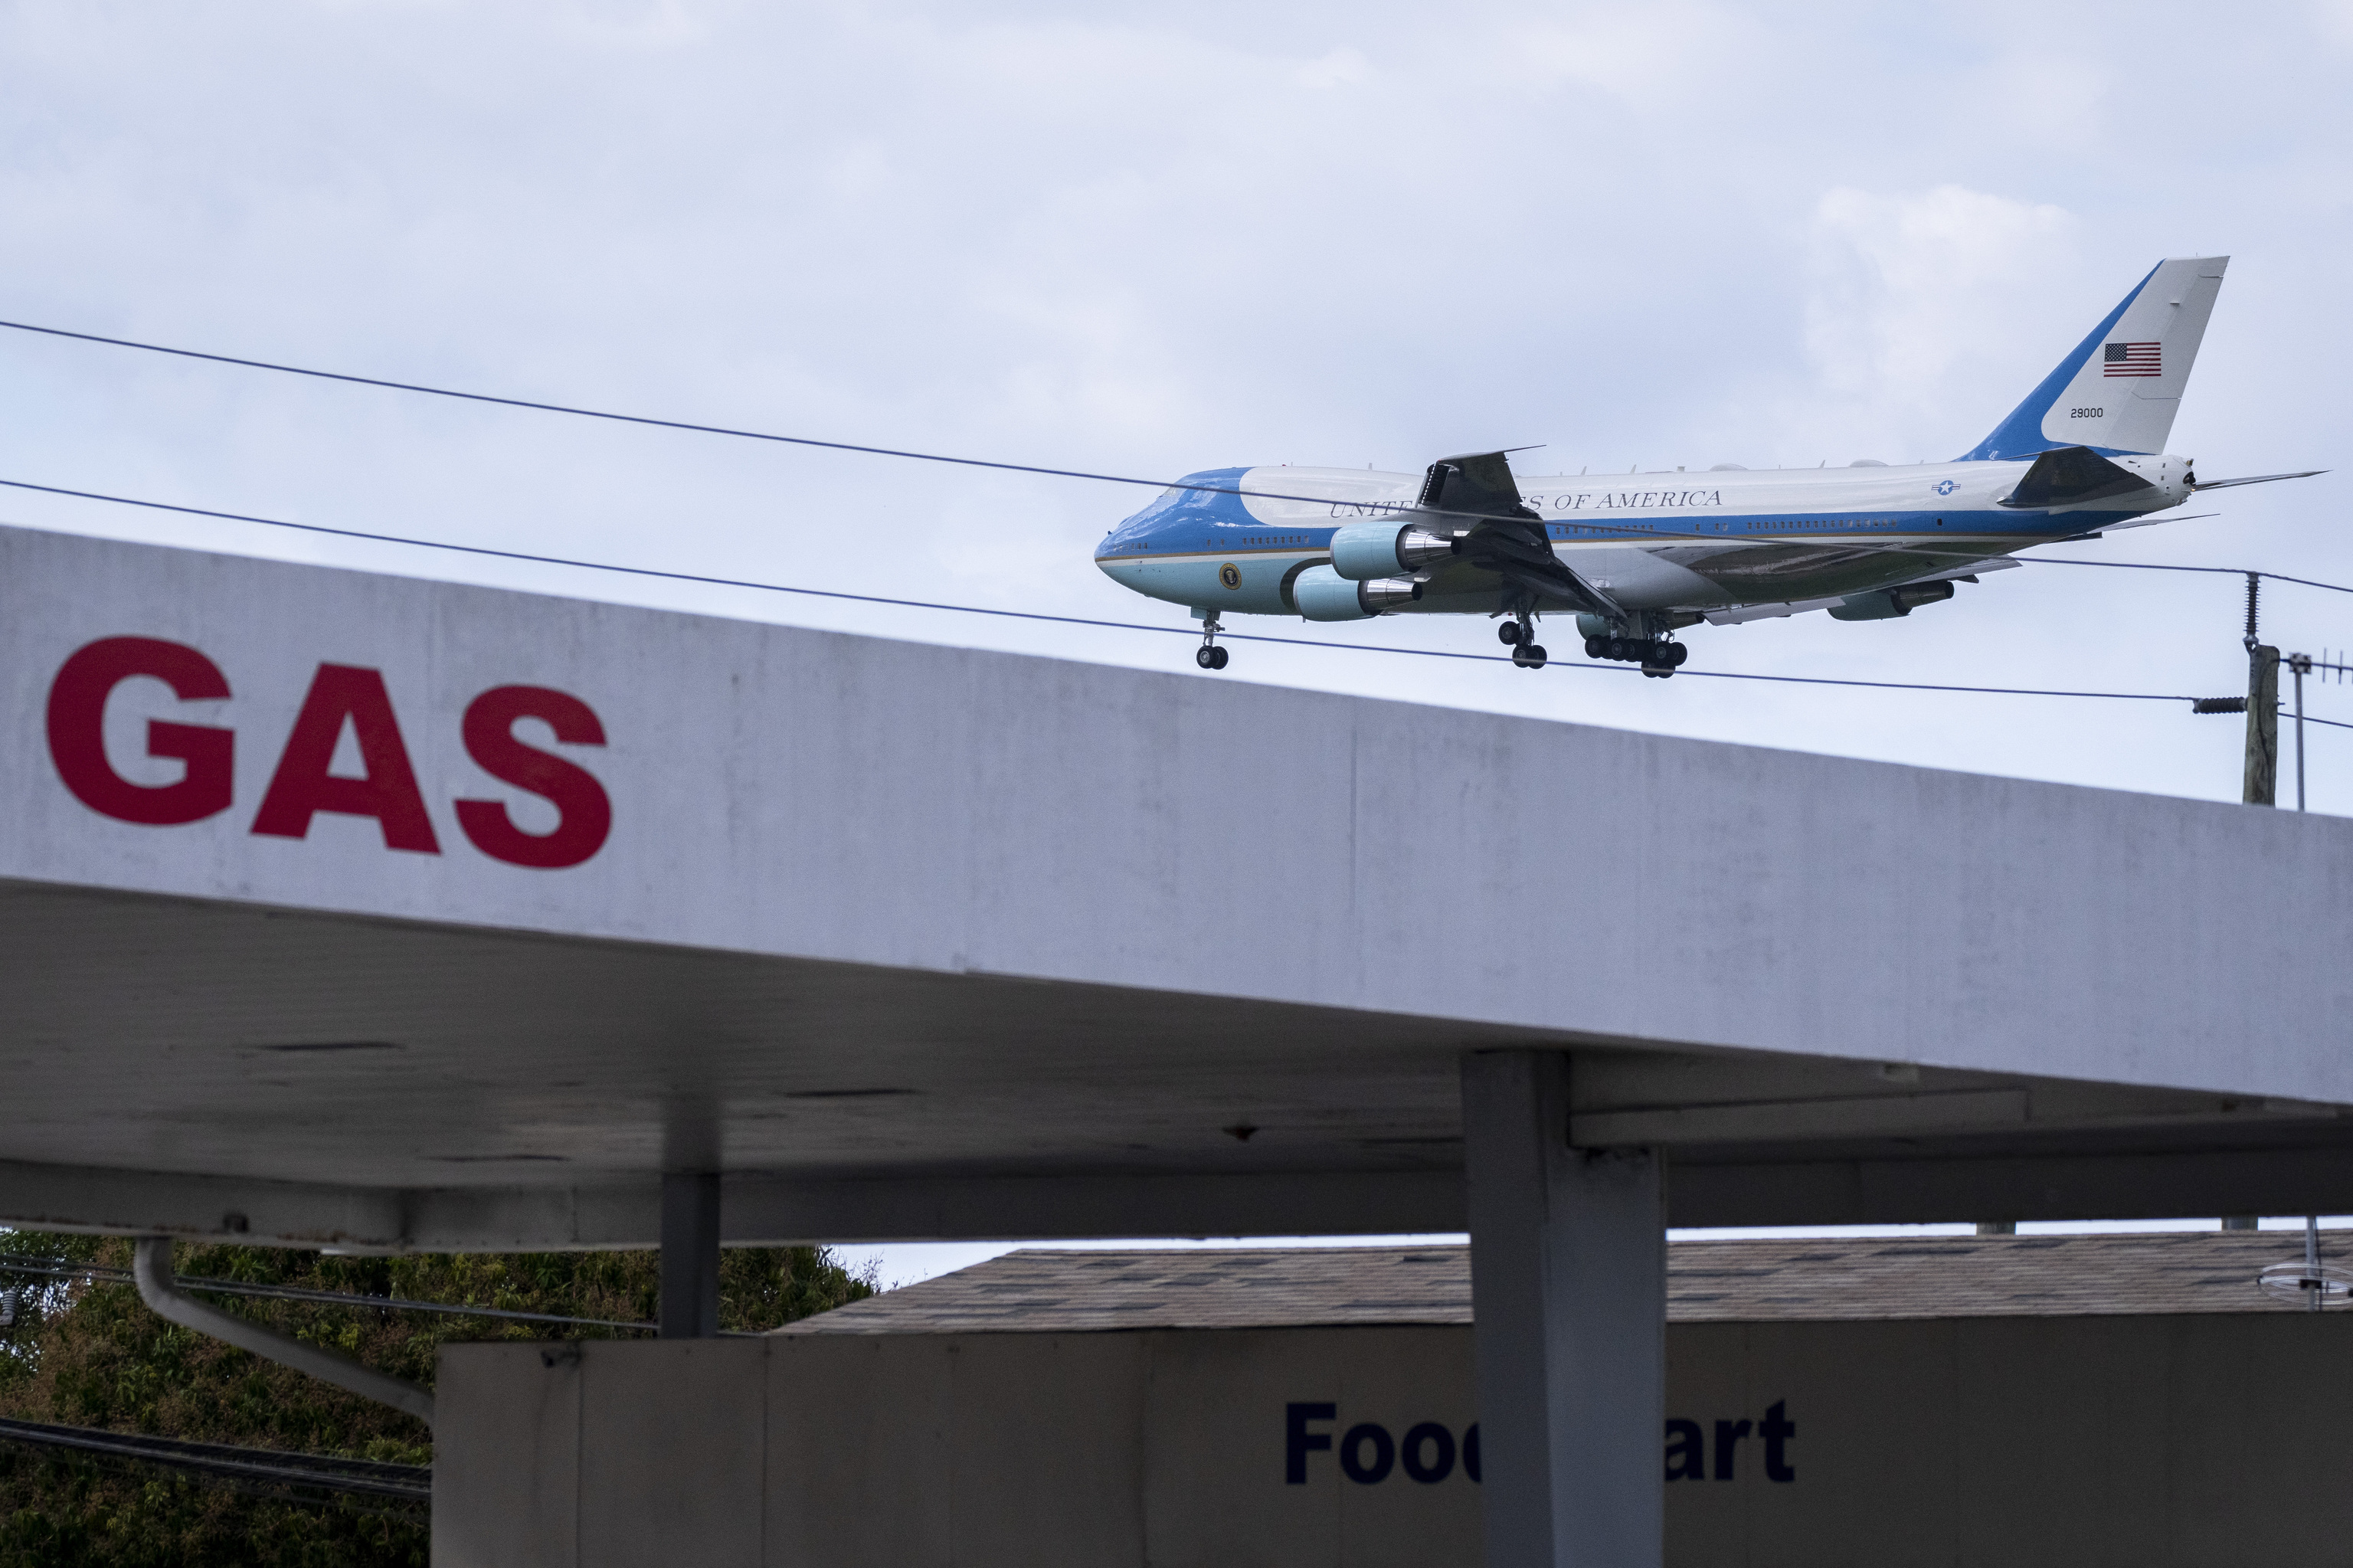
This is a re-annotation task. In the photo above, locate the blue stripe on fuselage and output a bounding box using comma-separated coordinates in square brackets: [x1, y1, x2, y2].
[1095, 501, 2150, 560]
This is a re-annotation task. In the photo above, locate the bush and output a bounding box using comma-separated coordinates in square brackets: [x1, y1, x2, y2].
[0, 1232, 872, 1566]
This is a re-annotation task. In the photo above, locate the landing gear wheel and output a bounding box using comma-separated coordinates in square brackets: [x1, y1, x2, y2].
[1605, 637, 1630, 661]
[1584, 635, 1608, 659]
[1195, 614, 1227, 672]
[1513, 643, 1548, 669]
[1666, 643, 1689, 667]
[1498, 622, 1523, 646]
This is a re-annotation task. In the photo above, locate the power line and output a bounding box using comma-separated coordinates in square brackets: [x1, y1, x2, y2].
[0, 476, 2240, 709]
[0, 1416, 431, 1504]
[2025, 558, 2353, 596]
[0, 318, 1553, 530]
[0, 1254, 655, 1331]
[0, 317, 2335, 587]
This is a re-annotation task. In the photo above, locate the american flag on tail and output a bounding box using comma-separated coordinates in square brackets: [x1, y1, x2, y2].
[2103, 342, 2161, 377]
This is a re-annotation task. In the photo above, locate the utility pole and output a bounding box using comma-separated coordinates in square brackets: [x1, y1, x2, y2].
[2245, 648, 2279, 805]
[2243, 574, 2278, 807]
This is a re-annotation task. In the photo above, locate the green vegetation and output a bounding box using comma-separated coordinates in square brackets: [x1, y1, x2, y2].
[0, 1230, 872, 1565]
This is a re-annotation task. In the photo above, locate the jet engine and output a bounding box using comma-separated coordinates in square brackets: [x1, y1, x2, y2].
[1292, 565, 1422, 620]
[1328, 521, 1457, 580]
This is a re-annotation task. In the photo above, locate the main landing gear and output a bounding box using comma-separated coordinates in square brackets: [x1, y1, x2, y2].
[1498, 617, 1547, 669]
[1196, 614, 1230, 671]
[1585, 634, 1688, 679]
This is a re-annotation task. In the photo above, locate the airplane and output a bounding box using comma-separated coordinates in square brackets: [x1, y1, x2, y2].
[1094, 256, 2319, 676]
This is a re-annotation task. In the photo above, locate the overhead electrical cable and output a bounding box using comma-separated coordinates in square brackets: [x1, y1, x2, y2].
[0, 1416, 432, 1503]
[0, 1252, 656, 1331]
[2022, 558, 2353, 596]
[0, 317, 2330, 582]
[0, 318, 1566, 531]
[0, 476, 2278, 712]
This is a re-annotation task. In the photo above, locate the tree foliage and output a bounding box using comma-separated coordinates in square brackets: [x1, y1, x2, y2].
[0, 1231, 873, 1565]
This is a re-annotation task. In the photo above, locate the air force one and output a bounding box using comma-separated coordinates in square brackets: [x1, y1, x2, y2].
[1095, 257, 2319, 675]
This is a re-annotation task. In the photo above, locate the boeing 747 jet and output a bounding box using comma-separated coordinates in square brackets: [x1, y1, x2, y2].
[1096, 257, 2315, 675]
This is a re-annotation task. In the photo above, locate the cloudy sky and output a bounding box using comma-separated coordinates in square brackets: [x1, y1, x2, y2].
[5, 1, 2347, 1282]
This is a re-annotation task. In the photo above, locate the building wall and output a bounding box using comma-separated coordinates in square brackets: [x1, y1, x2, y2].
[434, 1314, 2353, 1567]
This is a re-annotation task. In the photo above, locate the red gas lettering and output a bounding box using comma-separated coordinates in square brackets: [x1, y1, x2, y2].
[46, 637, 235, 825]
[250, 664, 441, 853]
[454, 686, 611, 869]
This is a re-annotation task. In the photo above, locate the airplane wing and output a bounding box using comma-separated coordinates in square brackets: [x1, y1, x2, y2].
[1415, 450, 1624, 619]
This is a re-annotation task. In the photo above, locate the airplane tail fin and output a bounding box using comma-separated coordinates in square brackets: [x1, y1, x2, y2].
[1961, 257, 2228, 460]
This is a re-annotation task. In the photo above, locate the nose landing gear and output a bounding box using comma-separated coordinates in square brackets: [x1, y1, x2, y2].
[1196, 614, 1230, 670]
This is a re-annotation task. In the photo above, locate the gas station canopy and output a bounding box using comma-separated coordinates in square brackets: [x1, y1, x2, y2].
[1, 524, 2346, 1251]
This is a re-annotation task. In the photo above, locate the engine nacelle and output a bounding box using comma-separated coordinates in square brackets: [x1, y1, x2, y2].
[1828, 579, 1957, 622]
[1329, 521, 1456, 581]
[1292, 565, 1422, 620]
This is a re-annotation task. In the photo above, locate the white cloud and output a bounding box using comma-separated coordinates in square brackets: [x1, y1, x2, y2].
[1294, 46, 1371, 90]
[1503, 4, 1763, 99]
[1807, 185, 2076, 394]
[2306, 0, 2353, 45]
[556, 0, 719, 49]
[1804, 185, 2078, 454]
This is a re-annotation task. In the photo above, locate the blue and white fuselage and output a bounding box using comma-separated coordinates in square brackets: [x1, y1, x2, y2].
[1097, 452, 2190, 622]
[1095, 257, 2290, 673]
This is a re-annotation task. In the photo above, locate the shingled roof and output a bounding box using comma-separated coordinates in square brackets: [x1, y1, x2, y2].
[780, 1230, 2343, 1335]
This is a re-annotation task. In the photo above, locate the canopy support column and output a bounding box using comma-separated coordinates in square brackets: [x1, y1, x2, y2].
[659, 1170, 722, 1339]
[1463, 1049, 1664, 1567]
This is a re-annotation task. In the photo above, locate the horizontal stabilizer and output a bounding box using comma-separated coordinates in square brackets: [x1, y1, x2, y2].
[2188, 469, 2326, 493]
[2000, 446, 2156, 509]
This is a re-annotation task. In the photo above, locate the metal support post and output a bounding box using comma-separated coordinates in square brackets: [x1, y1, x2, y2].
[133, 1237, 434, 1426]
[1462, 1049, 1664, 1568]
[2244, 645, 2279, 807]
[2307, 1216, 2323, 1314]
[2289, 653, 2311, 811]
[659, 1170, 722, 1338]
